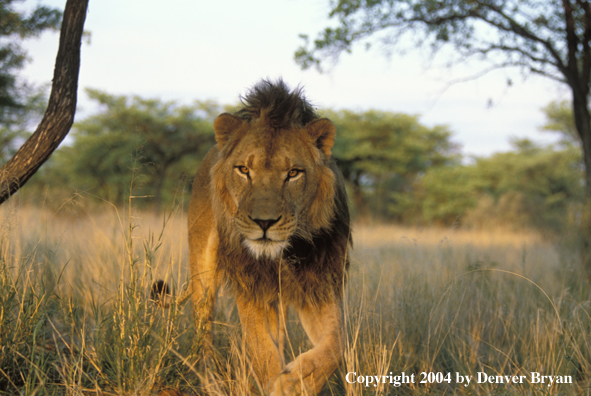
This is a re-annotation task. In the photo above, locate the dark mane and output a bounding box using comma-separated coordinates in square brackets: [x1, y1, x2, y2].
[234, 79, 318, 129]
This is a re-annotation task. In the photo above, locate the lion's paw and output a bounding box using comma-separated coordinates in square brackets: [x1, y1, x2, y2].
[270, 372, 300, 396]
[270, 358, 316, 396]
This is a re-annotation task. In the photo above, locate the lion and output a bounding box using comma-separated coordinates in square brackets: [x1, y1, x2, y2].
[188, 79, 351, 395]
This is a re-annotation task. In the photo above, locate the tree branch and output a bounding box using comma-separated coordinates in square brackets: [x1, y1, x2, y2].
[472, 1, 568, 76]
[0, 0, 88, 204]
[467, 43, 561, 75]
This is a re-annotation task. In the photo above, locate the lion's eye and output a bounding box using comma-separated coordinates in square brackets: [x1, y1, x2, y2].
[238, 166, 249, 175]
[287, 169, 302, 179]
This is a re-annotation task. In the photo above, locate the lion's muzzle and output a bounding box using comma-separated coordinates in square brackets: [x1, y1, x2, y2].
[239, 214, 290, 259]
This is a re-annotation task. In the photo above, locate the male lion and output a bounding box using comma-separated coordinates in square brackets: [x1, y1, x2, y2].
[188, 79, 351, 395]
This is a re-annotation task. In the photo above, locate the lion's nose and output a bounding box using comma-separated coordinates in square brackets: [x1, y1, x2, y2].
[252, 217, 280, 232]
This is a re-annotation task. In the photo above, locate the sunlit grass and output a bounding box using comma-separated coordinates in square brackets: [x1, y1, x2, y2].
[1, 198, 590, 395]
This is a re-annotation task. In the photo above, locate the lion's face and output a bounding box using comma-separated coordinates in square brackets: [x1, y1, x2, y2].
[211, 113, 337, 260]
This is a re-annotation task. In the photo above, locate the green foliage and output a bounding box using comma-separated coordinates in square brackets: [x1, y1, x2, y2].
[419, 165, 479, 224]
[325, 109, 459, 221]
[333, 110, 585, 230]
[470, 139, 583, 230]
[0, 1, 61, 163]
[0, 83, 47, 163]
[0, 0, 61, 112]
[475, 139, 581, 202]
[420, 139, 584, 230]
[540, 100, 580, 147]
[29, 90, 217, 209]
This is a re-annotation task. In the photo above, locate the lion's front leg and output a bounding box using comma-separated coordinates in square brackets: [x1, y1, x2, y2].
[189, 229, 221, 350]
[271, 301, 344, 396]
[236, 296, 287, 391]
[190, 270, 219, 348]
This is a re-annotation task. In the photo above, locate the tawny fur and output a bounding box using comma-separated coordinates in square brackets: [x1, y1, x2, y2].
[187, 79, 351, 395]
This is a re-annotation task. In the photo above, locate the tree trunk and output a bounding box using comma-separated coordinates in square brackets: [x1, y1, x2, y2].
[352, 174, 370, 223]
[571, 90, 591, 276]
[572, 91, 591, 197]
[0, 0, 89, 204]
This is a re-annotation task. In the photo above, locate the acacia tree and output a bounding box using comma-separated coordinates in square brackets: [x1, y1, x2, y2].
[296, 0, 591, 198]
[58, 90, 217, 209]
[540, 100, 580, 146]
[0, 0, 88, 204]
[326, 109, 457, 220]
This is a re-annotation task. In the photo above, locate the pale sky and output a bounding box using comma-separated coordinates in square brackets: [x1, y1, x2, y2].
[20, 0, 567, 157]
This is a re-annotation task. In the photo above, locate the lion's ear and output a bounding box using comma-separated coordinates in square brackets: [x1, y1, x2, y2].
[306, 118, 336, 157]
[214, 113, 242, 149]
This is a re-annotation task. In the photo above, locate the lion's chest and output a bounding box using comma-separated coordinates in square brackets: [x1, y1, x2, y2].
[216, 235, 347, 308]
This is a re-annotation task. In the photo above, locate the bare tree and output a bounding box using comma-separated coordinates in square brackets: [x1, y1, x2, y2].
[0, 0, 88, 204]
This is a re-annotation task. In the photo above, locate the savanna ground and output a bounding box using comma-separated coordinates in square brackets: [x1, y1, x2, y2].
[1, 195, 591, 395]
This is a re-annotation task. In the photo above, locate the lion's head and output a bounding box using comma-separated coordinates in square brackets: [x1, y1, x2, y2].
[210, 80, 339, 260]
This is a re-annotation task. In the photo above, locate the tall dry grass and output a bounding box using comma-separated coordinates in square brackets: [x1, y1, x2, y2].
[1, 197, 590, 395]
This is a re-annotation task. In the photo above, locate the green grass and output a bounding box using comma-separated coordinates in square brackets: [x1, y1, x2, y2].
[0, 198, 590, 395]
